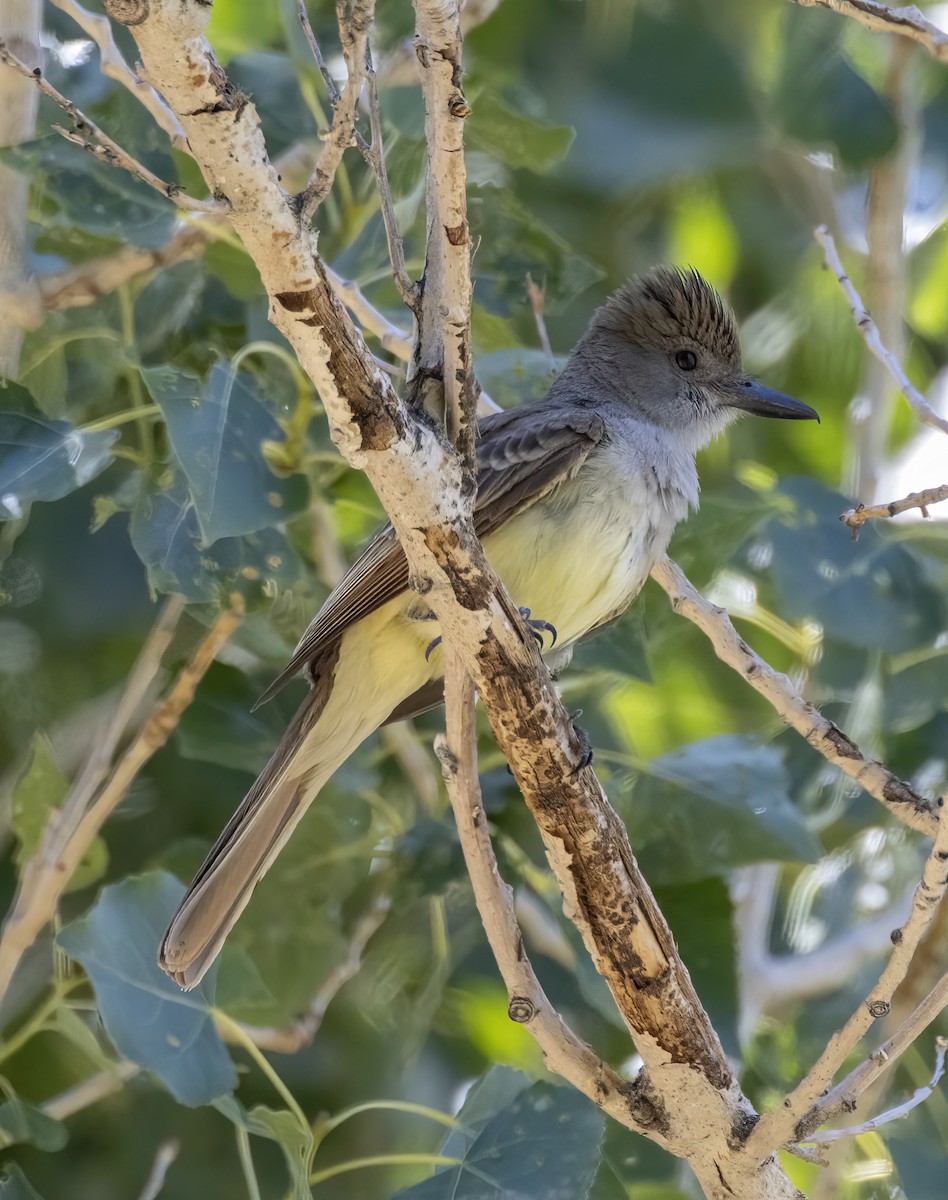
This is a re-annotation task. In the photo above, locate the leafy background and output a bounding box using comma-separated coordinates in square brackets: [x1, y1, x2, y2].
[1, 1, 947, 1197]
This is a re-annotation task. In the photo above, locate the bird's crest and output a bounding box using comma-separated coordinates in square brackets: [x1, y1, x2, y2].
[594, 267, 740, 365]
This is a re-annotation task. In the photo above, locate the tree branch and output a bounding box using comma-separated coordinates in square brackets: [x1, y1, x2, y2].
[300, 0, 374, 220]
[650, 557, 939, 838]
[436, 645, 669, 1145]
[48, 0, 187, 150]
[789, 1, 948, 62]
[799, 1035, 946, 1145]
[815, 225, 948, 438]
[0, 39, 224, 214]
[408, 0, 476, 458]
[840, 484, 948, 537]
[796, 970, 948, 1139]
[0, 598, 242, 997]
[239, 891, 391, 1053]
[747, 807, 948, 1159]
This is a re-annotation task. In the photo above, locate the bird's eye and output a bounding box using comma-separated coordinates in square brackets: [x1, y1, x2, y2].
[675, 349, 697, 371]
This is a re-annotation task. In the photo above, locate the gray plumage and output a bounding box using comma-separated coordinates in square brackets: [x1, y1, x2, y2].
[159, 267, 817, 989]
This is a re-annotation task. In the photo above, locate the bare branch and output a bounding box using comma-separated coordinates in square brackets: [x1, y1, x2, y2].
[365, 45, 416, 307]
[0, 39, 224, 214]
[436, 645, 669, 1145]
[239, 892, 391, 1053]
[0, 598, 242, 996]
[650, 557, 940, 838]
[40, 222, 209, 310]
[799, 1036, 946, 1145]
[526, 274, 555, 371]
[409, 0, 476, 459]
[300, 0, 374, 220]
[790, 1, 948, 62]
[815, 225, 948, 437]
[747, 809, 948, 1158]
[42, 1059, 139, 1120]
[840, 484, 948, 538]
[48, 0, 187, 149]
[797, 971, 948, 1138]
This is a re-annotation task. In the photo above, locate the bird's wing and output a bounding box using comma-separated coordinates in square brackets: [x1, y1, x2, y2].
[255, 404, 606, 707]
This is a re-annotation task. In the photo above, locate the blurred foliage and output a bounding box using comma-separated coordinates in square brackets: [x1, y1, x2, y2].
[0, 1, 946, 1198]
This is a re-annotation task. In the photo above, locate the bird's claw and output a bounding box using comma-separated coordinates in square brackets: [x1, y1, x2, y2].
[425, 635, 442, 662]
[569, 709, 594, 771]
[517, 607, 557, 650]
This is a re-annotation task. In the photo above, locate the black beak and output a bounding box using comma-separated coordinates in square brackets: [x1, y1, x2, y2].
[725, 380, 819, 422]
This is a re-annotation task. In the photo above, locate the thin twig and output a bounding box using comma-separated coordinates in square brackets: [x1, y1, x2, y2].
[840, 484, 948, 538]
[650, 557, 940, 838]
[797, 971, 948, 1138]
[365, 44, 416, 307]
[47, 0, 187, 149]
[436, 644, 667, 1144]
[300, 0, 375, 220]
[799, 1036, 947, 1144]
[790, 1, 948, 62]
[0, 599, 243, 998]
[137, 1139, 180, 1200]
[815, 225, 948, 437]
[525, 274, 555, 371]
[238, 892, 390, 1053]
[42, 1059, 138, 1120]
[0, 40, 223, 214]
[747, 809, 948, 1159]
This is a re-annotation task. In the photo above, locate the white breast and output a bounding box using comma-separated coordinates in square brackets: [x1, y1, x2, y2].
[482, 423, 697, 646]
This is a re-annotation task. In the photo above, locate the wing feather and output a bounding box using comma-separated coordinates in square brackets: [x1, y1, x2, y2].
[255, 403, 605, 706]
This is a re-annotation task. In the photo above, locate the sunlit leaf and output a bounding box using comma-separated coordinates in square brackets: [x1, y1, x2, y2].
[57, 872, 237, 1107]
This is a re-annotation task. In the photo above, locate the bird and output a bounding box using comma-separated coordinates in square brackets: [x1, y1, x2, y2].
[159, 266, 818, 988]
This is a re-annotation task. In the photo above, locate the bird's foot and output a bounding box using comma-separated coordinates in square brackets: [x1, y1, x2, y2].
[518, 607, 557, 650]
[424, 634, 442, 662]
[569, 709, 594, 771]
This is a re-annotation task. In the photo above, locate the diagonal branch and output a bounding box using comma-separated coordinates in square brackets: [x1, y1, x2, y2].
[650, 557, 939, 838]
[840, 484, 948, 537]
[48, 0, 187, 150]
[796, 970, 948, 1139]
[789, 1, 948, 62]
[815, 225, 948, 437]
[746, 808, 948, 1159]
[436, 645, 669, 1146]
[0, 597, 242, 997]
[0, 39, 222, 214]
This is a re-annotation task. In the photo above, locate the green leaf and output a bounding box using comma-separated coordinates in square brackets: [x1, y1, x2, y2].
[762, 479, 944, 654]
[0, 411, 117, 520]
[57, 872, 237, 1107]
[396, 1069, 605, 1199]
[0, 1093, 68, 1153]
[621, 735, 821, 884]
[10, 733, 106, 892]
[142, 362, 307, 544]
[215, 1097, 313, 1200]
[885, 651, 948, 734]
[0, 1165, 46, 1200]
[175, 662, 290, 775]
[468, 93, 574, 173]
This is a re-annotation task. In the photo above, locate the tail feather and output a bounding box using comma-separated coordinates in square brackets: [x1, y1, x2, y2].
[159, 686, 332, 989]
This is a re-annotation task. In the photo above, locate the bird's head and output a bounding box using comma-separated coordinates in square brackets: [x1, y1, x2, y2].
[573, 267, 818, 446]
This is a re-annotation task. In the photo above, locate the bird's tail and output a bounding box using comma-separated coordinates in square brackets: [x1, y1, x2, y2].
[159, 644, 378, 990]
